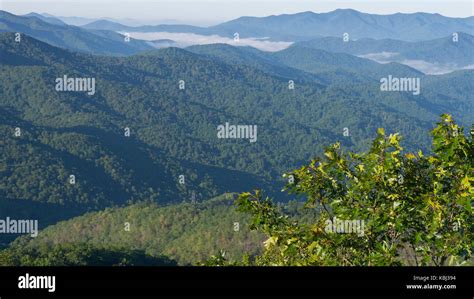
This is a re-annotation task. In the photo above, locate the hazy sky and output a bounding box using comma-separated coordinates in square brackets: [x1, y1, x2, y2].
[2, 0, 473, 25]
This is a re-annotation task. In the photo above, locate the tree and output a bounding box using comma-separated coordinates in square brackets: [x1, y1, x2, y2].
[0, 243, 178, 266]
[210, 115, 473, 266]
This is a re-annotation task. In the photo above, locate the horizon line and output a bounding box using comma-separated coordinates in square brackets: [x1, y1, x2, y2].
[1, 8, 473, 28]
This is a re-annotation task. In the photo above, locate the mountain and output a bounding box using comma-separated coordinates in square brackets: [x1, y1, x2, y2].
[210, 9, 474, 41]
[0, 7, 472, 269]
[3, 194, 321, 265]
[82, 19, 211, 35]
[0, 10, 154, 55]
[45, 15, 99, 26]
[23, 12, 66, 26]
[271, 45, 423, 82]
[187, 43, 423, 85]
[0, 33, 275, 242]
[422, 70, 474, 124]
[294, 33, 474, 74]
[79, 9, 474, 42]
[1, 33, 473, 246]
[5, 194, 264, 265]
[81, 19, 130, 31]
[186, 43, 323, 83]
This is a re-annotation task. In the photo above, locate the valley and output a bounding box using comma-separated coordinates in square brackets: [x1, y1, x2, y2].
[0, 8, 472, 266]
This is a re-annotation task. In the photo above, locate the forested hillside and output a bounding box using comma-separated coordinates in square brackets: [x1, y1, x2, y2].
[4, 194, 265, 265]
[1, 32, 473, 244]
[0, 10, 153, 55]
[295, 33, 474, 67]
[0, 0, 473, 271]
[0, 243, 177, 266]
[2, 118, 471, 266]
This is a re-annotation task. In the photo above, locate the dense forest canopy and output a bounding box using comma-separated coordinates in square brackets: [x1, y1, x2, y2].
[0, 8, 472, 266]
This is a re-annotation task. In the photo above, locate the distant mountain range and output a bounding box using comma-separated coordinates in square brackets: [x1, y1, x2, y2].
[12, 9, 473, 43]
[23, 12, 66, 26]
[28, 13, 184, 27]
[0, 11, 154, 56]
[6, 9, 474, 43]
[2, 10, 473, 74]
[295, 33, 474, 74]
[80, 9, 474, 41]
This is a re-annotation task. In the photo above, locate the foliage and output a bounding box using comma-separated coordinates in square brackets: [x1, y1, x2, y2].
[6, 194, 265, 265]
[0, 242, 176, 266]
[209, 115, 473, 266]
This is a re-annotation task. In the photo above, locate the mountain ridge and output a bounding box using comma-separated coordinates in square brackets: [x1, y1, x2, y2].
[77, 9, 474, 41]
[1, 32, 473, 246]
[0, 10, 154, 56]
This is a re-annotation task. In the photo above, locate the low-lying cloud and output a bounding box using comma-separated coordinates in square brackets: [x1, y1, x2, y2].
[359, 52, 399, 62]
[359, 52, 473, 75]
[399, 60, 473, 75]
[122, 31, 293, 52]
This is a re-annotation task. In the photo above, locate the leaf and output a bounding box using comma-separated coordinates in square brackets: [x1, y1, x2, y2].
[324, 151, 334, 160]
[263, 236, 278, 249]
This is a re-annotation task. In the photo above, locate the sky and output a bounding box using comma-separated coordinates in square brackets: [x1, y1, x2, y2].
[1, 0, 473, 26]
